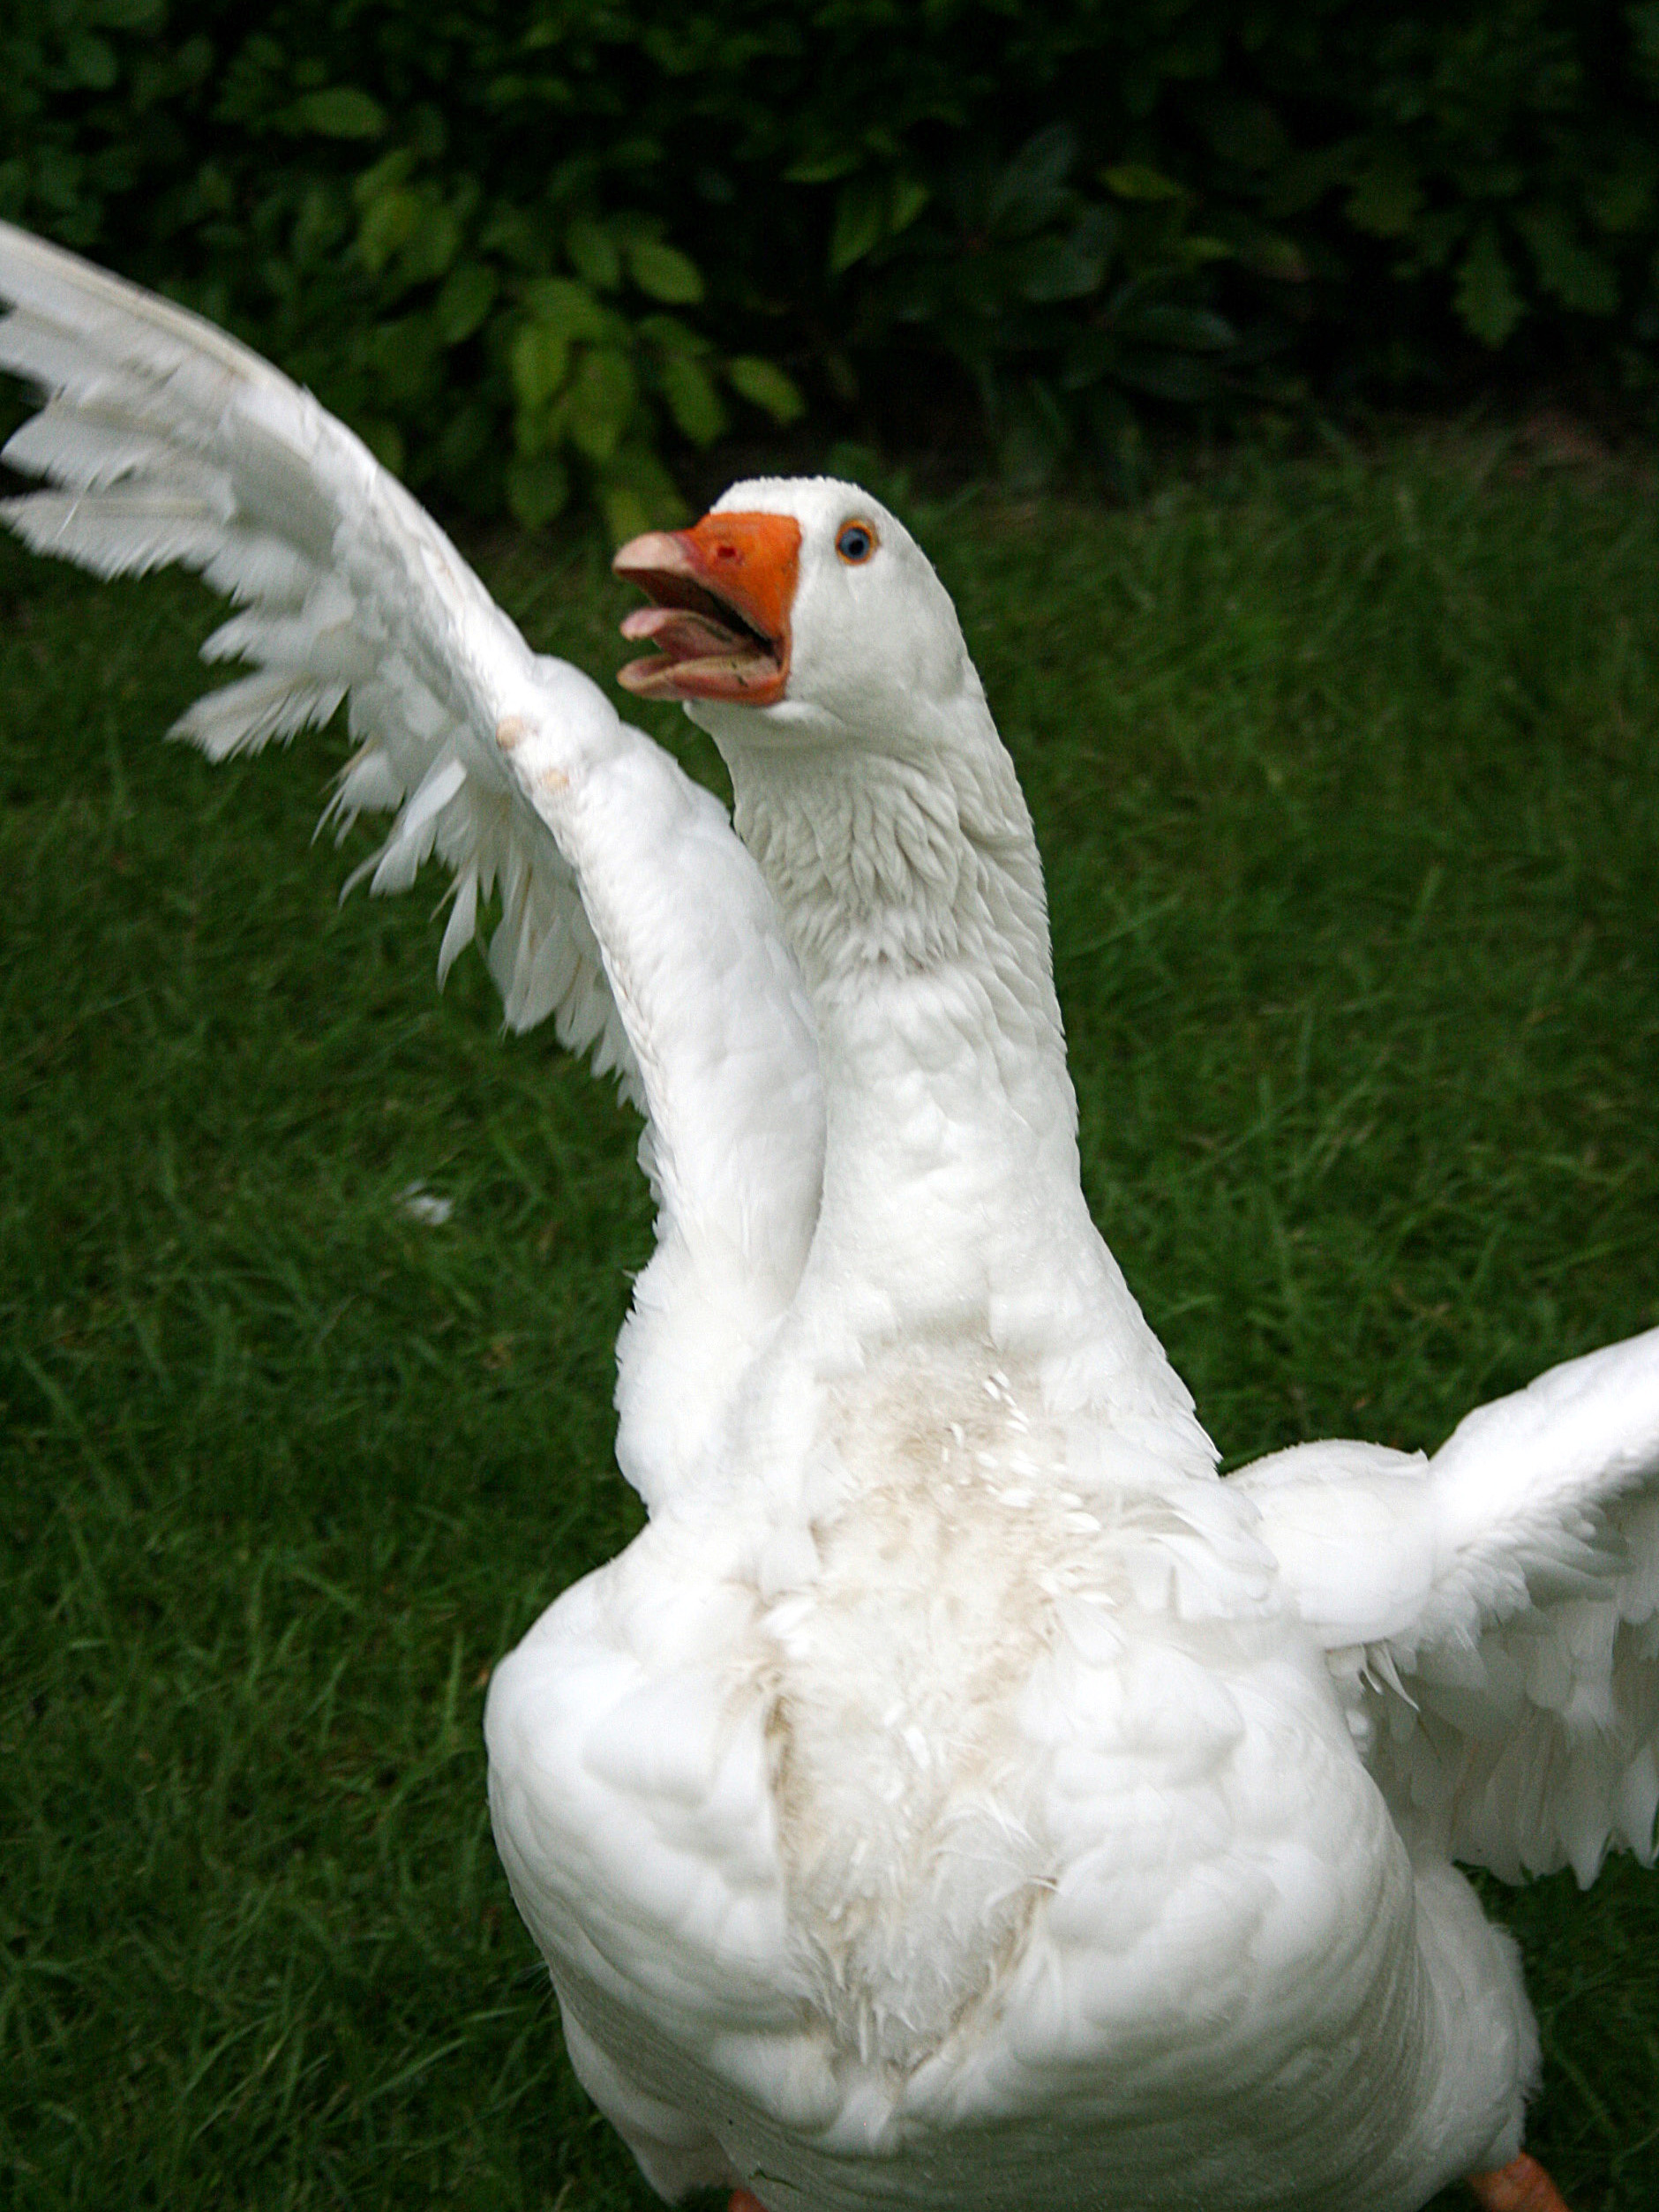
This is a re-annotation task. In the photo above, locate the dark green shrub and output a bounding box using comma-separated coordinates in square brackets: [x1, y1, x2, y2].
[3, 3, 1655, 525]
[827, 130, 1278, 486]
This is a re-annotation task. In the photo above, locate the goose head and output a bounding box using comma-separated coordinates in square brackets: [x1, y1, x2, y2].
[613, 478, 979, 754]
[613, 477, 1056, 1025]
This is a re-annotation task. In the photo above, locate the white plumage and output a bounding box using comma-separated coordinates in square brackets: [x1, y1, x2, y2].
[2, 219, 1654, 2212]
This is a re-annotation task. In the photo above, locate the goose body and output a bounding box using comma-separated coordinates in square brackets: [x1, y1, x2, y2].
[2, 220, 1655, 2212]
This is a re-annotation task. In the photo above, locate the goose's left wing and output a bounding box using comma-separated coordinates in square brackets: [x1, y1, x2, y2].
[1233, 1330, 1659, 1883]
[0, 220, 822, 1501]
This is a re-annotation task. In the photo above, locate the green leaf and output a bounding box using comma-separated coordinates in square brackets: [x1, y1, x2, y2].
[597, 482, 658, 547]
[637, 313, 707, 356]
[1201, 97, 1287, 173]
[876, 273, 935, 327]
[566, 347, 637, 461]
[93, 0, 166, 27]
[989, 125, 1077, 236]
[1408, 209, 1468, 273]
[1114, 303, 1236, 352]
[522, 278, 607, 344]
[1243, 233, 1308, 283]
[1102, 164, 1185, 204]
[784, 149, 863, 184]
[1113, 348, 1226, 403]
[1455, 224, 1525, 348]
[566, 216, 621, 291]
[292, 88, 388, 140]
[478, 204, 538, 269]
[357, 188, 421, 275]
[1345, 158, 1422, 240]
[890, 176, 931, 237]
[1213, 214, 1309, 283]
[1631, 0, 1659, 76]
[659, 353, 726, 446]
[1060, 326, 1121, 389]
[1019, 206, 1119, 302]
[506, 452, 570, 529]
[509, 322, 569, 413]
[64, 34, 118, 90]
[402, 200, 462, 285]
[726, 356, 806, 424]
[353, 150, 415, 207]
[292, 179, 348, 260]
[950, 250, 1014, 323]
[829, 177, 889, 275]
[1517, 206, 1618, 317]
[626, 239, 703, 304]
[193, 161, 236, 217]
[605, 211, 658, 249]
[1586, 158, 1655, 236]
[1263, 144, 1350, 221]
[435, 398, 492, 481]
[597, 444, 687, 545]
[435, 263, 498, 345]
[367, 314, 442, 406]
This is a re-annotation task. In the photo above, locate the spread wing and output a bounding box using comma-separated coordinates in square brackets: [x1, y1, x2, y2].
[1234, 1330, 1659, 1884]
[0, 219, 823, 1502]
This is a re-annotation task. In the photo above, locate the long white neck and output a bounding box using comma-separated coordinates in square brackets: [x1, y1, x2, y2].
[716, 691, 1210, 1457]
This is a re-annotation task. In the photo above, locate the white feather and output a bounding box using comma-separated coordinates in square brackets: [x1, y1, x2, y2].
[327, 744, 404, 827]
[437, 868, 481, 985]
[171, 668, 348, 760]
[4, 485, 235, 578]
[4, 398, 172, 488]
[1236, 1330, 1659, 1884]
[0, 216, 823, 1514]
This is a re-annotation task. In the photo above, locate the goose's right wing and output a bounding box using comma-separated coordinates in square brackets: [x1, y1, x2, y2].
[0, 220, 823, 1499]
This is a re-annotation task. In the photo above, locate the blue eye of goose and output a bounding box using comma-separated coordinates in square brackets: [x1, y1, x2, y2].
[836, 521, 876, 565]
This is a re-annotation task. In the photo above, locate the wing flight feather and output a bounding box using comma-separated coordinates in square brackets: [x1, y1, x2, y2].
[1235, 1330, 1659, 1883]
[0, 219, 823, 1498]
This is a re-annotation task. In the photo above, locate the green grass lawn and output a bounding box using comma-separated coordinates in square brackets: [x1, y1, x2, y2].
[4, 434, 1658, 2210]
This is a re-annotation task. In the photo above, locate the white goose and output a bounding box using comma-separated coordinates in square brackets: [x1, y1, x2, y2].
[3, 220, 1655, 2212]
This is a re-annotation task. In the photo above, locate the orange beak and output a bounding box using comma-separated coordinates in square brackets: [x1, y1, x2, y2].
[613, 511, 801, 706]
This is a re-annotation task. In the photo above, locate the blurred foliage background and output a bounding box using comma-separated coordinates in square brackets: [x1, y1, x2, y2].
[5, 0, 1659, 525]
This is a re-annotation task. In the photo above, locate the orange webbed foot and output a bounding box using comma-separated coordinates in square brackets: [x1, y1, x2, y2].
[1467, 2152, 1572, 2212]
[729, 2192, 770, 2212]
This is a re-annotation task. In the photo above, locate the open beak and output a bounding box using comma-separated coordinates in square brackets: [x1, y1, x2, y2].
[613, 511, 800, 706]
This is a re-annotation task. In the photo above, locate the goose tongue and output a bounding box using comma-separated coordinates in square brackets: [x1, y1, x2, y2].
[617, 602, 777, 701]
[613, 511, 799, 706]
